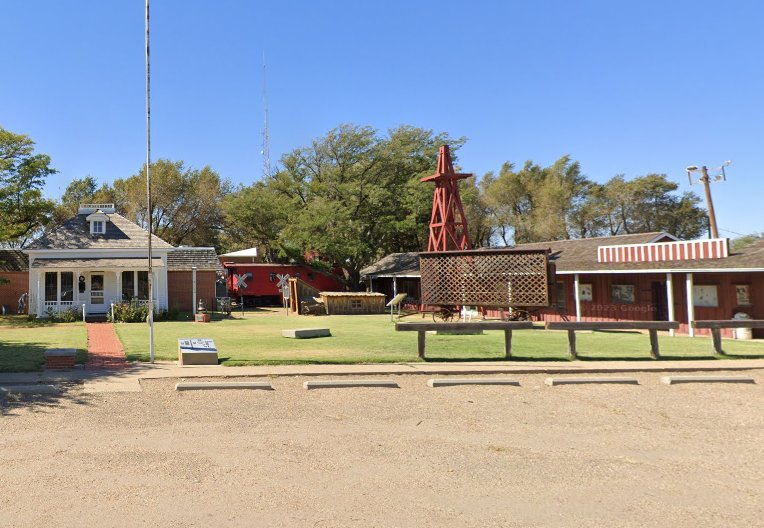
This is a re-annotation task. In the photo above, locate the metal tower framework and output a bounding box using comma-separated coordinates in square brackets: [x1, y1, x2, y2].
[421, 145, 473, 252]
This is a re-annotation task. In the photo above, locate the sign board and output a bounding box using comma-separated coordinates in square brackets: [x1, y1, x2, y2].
[179, 338, 217, 351]
[178, 338, 218, 366]
[276, 273, 291, 289]
[234, 272, 253, 290]
[282, 285, 290, 299]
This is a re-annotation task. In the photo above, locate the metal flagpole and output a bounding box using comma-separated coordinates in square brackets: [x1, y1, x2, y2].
[145, 0, 154, 363]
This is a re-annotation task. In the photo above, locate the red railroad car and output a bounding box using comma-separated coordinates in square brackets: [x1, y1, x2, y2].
[222, 262, 345, 306]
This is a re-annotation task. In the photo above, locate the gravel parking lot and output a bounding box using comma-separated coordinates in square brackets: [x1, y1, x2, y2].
[1, 372, 762, 527]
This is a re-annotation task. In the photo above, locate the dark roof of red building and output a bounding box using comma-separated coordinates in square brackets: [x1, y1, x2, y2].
[168, 248, 222, 271]
[0, 250, 28, 272]
[361, 232, 764, 277]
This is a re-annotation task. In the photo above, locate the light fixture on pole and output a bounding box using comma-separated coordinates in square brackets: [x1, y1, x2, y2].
[686, 161, 731, 239]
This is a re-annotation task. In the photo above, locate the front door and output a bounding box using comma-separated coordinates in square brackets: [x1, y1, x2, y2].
[651, 281, 668, 321]
[89, 273, 107, 313]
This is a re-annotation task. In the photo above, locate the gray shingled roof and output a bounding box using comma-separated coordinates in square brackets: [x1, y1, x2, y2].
[547, 237, 764, 272]
[360, 252, 420, 278]
[361, 232, 764, 277]
[167, 248, 222, 271]
[0, 250, 29, 272]
[30, 257, 165, 269]
[27, 213, 173, 250]
[512, 232, 675, 271]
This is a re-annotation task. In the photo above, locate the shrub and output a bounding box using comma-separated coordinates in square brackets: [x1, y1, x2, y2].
[108, 301, 181, 323]
[109, 300, 150, 323]
[45, 307, 80, 323]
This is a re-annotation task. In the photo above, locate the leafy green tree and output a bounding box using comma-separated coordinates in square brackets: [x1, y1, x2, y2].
[731, 233, 763, 251]
[111, 159, 230, 248]
[0, 127, 56, 246]
[221, 180, 290, 261]
[598, 174, 706, 239]
[61, 176, 97, 211]
[266, 124, 462, 288]
[482, 156, 596, 244]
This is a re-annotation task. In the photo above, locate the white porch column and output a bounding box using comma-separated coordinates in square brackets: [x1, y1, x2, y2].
[192, 266, 197, 315]
[666, 273, 675, 336]
[74, 270, 79, 304]
[574, 274, 582, 321]
[36, 273, 42, 317]
[116, 270, 121, 303]
[393, 277, 398, 297]
[686, 273, 695, 337]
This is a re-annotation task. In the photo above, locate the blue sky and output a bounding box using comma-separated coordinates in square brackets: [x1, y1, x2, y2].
[3, 0, 762, 237]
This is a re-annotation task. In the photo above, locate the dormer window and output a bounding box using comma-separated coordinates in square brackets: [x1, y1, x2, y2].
[85, 208, 111, 235]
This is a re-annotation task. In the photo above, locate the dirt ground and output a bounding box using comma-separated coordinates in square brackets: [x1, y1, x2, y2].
[1, 372, 762, 527]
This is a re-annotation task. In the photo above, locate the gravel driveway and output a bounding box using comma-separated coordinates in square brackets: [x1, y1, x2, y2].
[1, 372, 762, 527]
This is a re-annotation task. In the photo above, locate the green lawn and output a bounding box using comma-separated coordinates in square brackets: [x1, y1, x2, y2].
[0, 316, 88, 372]
[114, 309, 764, 365]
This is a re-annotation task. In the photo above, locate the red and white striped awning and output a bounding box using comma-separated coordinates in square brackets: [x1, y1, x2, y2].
[597, 238, 729, 264]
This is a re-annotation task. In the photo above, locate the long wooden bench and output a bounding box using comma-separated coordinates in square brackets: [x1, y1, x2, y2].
[692, 320, 764, 354]
[395, 321, 534, 359]
[545, 321, 679, 359]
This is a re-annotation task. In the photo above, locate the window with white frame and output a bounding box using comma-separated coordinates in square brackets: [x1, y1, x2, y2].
[91, 220, 104, 234]
[121, 271, 150, 300]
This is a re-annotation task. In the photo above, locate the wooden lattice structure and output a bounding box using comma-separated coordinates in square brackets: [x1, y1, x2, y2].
[419, 249, 553, 308]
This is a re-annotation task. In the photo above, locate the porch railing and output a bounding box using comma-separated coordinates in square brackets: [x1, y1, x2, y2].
[43, 301, 75, 312]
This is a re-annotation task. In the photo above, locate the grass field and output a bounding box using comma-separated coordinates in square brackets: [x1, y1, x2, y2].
[114, 309, 764, 364]
[0, 316, 88, 371]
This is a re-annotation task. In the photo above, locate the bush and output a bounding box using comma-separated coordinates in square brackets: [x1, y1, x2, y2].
[108, 301, 181, 323]
[45, 307, 80, 323]
[109, 300, 150, 323]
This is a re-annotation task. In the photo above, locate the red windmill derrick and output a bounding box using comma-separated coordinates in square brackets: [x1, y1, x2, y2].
[420, 145, 473, 252]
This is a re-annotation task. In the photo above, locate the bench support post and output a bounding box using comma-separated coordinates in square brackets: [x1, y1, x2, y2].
[417, 330, 426, 359]
[504, 329, 512, 359]
[567, 330, 577, 359]
[710, 328, 724, 355]
[648, 329, 660, 359]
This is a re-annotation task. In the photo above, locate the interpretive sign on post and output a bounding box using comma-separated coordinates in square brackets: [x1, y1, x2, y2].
[178, 338, 218, 366]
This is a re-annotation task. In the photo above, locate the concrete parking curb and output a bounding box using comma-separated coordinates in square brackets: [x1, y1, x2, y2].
[175, 381, 274, 391]
[0, 384, 60, 395]
[545, 377, 640, 386]
[303, 380, 399, 390]
[660, 376, 757, 385]
[427, 378, 521, 387]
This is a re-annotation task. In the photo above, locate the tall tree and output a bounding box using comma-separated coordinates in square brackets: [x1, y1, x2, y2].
[598, 174, 706, 239]
[221, 180, 290, 261]
[112, 159, 230, 248]
[482, 156, 596, 244]
[0, 127, 56, 247]
[267, 124, 461, 288]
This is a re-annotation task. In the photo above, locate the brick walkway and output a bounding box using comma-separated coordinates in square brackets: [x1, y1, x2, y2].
[86, 323, 129, 370]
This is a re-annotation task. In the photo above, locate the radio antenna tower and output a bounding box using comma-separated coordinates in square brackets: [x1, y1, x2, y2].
[261, 52, 272, 179]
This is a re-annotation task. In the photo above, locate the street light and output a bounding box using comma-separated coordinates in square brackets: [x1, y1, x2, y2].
[686, 161, 731, 239]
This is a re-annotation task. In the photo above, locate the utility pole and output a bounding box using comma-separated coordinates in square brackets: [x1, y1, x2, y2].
[686, 162, 730, 239]
[699, 166, 719, 239]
